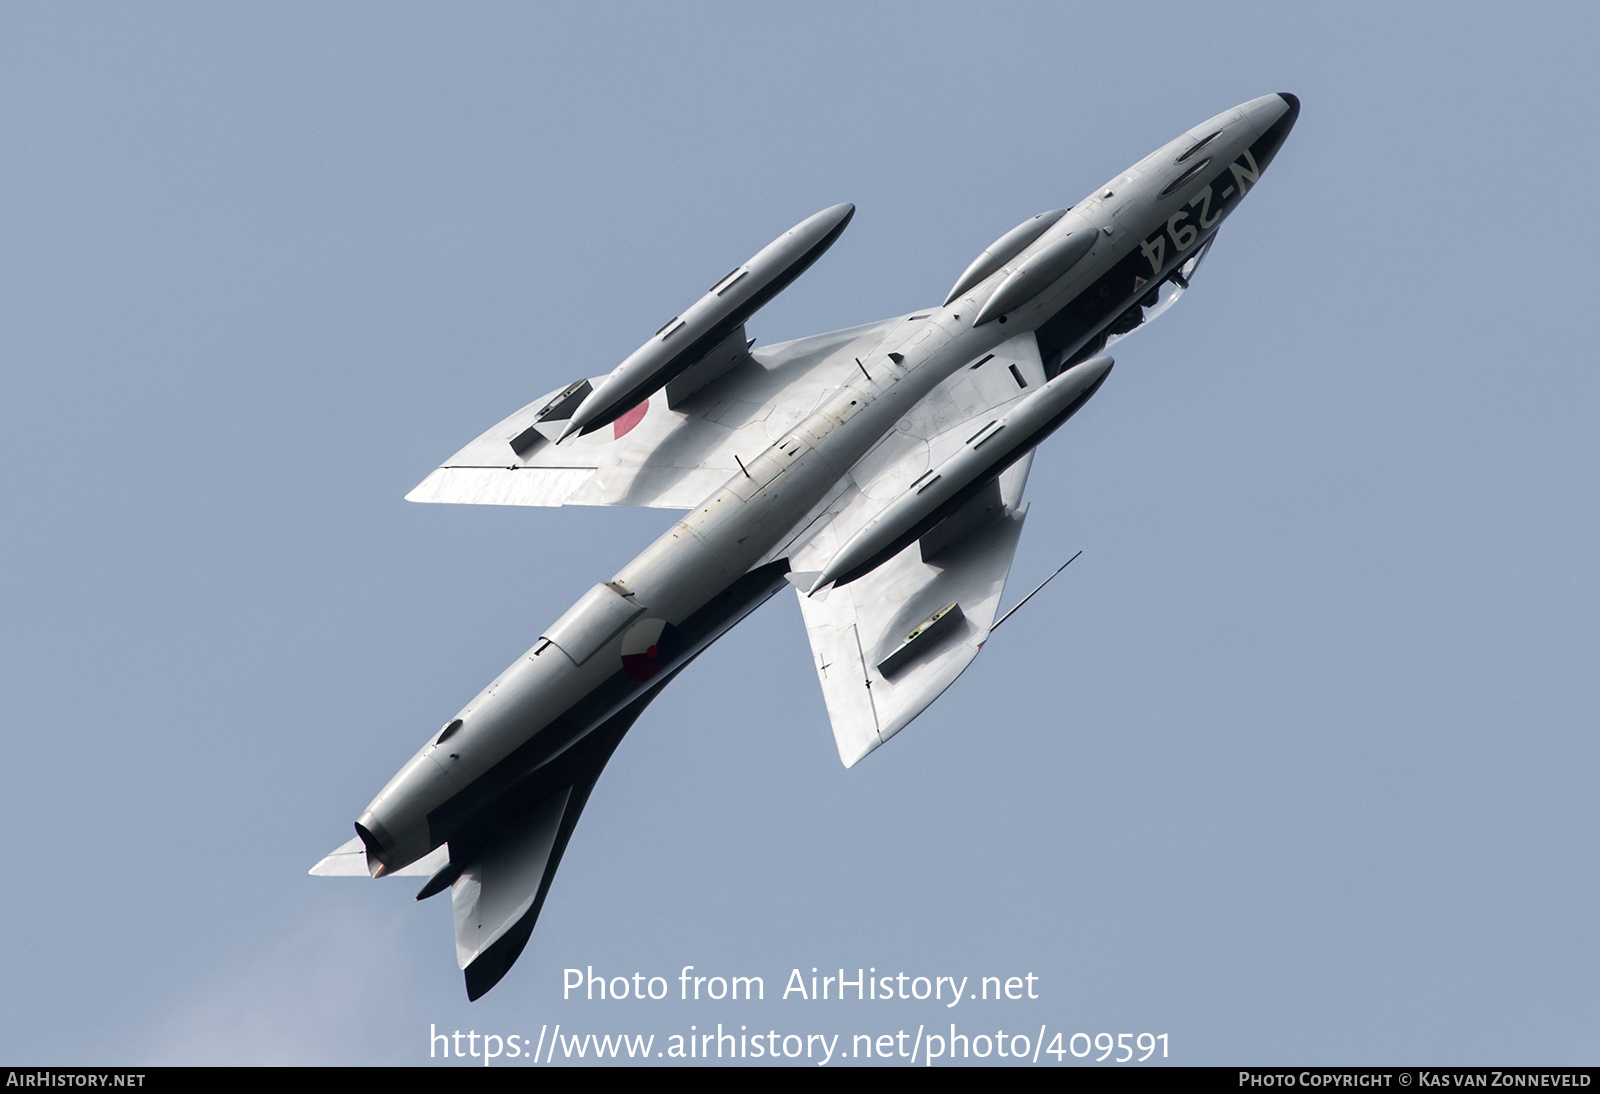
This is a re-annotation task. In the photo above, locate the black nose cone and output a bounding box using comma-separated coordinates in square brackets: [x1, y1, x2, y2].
[1249, 93, 1301, 173]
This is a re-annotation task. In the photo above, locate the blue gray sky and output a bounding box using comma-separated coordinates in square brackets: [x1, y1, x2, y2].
[2, 3, 1597, 1066]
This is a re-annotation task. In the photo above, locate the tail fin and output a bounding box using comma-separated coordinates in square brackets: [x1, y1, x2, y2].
[450, 688, 654, 1000]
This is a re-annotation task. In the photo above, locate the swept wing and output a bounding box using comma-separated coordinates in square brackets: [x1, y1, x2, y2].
[406, 314, 922, 510]
[776, 332, 1052, 766]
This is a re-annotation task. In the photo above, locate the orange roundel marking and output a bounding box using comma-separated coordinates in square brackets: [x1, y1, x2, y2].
[613, 400, 649, 439]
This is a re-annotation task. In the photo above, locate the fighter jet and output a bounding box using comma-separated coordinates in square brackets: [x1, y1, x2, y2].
[313, 93, 1299, 999]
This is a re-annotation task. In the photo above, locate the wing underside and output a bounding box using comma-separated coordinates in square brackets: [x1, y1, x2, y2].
[762, 331, 1053, 767]
[406, 314, 921, 510]
[794, 455, 1032, 767]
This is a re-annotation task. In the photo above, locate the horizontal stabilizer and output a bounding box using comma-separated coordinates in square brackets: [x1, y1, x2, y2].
[309, 837, 447, 878]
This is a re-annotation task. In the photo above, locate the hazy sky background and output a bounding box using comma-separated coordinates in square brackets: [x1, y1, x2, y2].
[3, 3, 1597, 1066]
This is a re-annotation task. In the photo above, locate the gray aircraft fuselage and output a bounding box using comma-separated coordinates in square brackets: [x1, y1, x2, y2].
[354, 93, 1300, 883]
